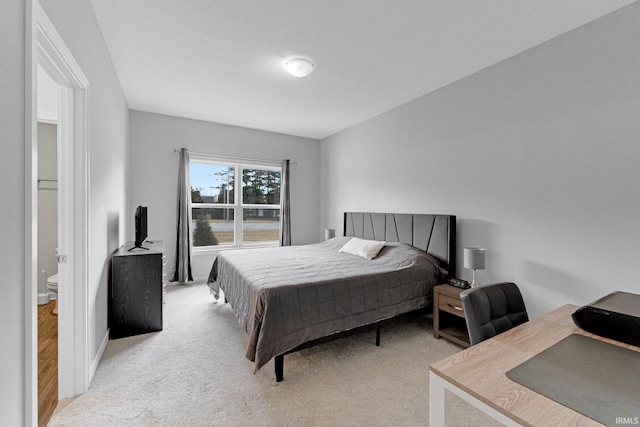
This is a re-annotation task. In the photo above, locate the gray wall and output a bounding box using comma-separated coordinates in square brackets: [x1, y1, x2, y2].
[37, 122, 58, 296]
[320, 3, 640, 318]
[1, 0, 129, 424]
[39, 0, 130, 372]
[129, 110, 321, 280]
[0, 1, 27, 424]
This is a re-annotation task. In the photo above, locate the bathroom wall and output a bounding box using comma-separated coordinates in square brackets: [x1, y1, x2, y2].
[37, 122, 58, 298]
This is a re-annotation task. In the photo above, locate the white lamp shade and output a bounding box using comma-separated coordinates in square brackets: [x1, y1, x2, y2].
[463, 247, 486, 270]
[284, 58, 314, 77]
[324, 228, 335, 240]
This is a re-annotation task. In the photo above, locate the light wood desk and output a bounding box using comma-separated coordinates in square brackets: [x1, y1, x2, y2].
[429, 304, 640, 426]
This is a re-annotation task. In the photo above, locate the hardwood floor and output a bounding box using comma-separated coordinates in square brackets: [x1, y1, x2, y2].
[38, 302, 58, 427]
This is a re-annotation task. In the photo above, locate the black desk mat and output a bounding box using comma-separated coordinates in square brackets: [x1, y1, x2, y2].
[506, 334, 640, 426]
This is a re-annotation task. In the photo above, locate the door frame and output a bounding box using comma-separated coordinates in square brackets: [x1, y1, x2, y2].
[25, 1, 90, 424]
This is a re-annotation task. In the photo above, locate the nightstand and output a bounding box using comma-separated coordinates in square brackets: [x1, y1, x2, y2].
[433, 284, 470, 348]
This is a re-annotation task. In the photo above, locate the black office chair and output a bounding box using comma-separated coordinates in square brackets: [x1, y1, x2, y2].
[460, 282, 529, 346]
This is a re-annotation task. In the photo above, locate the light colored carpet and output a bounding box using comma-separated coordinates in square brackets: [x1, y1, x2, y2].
[48, 282, 501, 426]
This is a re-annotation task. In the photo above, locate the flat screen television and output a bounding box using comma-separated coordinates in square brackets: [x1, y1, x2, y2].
[134, 206, 148, 248]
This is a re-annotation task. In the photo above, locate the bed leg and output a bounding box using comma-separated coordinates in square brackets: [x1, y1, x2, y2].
[275, 355, 284, 382]
[376, 326, 381, 346]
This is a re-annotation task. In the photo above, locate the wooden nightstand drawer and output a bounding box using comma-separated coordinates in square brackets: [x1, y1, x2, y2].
[439, 294, 465, 317]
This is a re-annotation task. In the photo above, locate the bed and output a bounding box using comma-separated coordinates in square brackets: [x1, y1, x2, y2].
[207, 212, 456, 381]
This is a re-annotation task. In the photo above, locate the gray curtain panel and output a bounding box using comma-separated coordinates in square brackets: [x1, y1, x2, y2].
[171, 147, 193, 284]
[279, 159, 291, 246]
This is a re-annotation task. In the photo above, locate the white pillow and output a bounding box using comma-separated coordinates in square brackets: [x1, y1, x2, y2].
[339, 237, 385, 260]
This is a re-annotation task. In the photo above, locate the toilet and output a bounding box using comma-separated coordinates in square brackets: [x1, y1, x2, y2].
[46, 274, 59, 315]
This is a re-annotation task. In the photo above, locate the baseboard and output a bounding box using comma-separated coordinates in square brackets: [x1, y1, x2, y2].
[90, 328, 110, 383]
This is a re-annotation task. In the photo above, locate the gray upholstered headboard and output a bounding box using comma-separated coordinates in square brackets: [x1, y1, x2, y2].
[344, 212, 456, 277]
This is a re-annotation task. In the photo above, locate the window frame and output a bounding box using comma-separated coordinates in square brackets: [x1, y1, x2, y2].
[189, 155, 282, 252]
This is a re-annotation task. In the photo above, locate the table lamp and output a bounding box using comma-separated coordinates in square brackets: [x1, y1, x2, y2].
[324, 228, 336, 240]
[464, 247, 486, 288]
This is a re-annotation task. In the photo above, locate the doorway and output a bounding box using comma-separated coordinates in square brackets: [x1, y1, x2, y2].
[36, 65, 60, 426]
[26, 2, 90, 425]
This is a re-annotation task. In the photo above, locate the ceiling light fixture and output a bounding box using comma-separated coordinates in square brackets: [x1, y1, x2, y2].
[283, 58, 315, 77]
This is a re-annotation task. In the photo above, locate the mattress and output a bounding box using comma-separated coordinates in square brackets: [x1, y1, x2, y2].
[207, 236, 442, 370]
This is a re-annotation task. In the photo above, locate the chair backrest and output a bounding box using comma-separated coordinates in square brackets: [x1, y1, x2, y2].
[460, 282, 529, 346]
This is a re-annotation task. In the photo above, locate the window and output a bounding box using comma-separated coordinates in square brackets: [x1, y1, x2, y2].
[189, 156, 281, 249]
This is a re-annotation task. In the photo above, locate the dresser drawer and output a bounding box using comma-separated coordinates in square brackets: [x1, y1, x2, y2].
[439, 294, 465, 318]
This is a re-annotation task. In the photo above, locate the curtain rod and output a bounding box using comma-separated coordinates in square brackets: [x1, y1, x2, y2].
[173, 148, 296, 166]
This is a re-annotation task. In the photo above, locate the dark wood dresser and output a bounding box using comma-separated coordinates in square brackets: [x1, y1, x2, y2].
[110, 240, 164, 339]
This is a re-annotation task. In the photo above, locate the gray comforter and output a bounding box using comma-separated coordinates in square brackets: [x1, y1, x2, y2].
[207, 236, 442, 370]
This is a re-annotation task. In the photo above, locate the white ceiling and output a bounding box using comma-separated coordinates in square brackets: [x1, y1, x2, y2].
[90, 0, 636, 139]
